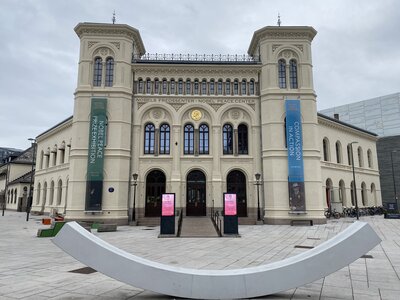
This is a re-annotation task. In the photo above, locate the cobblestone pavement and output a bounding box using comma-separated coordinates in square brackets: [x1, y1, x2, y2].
[0, 211, 399, 299]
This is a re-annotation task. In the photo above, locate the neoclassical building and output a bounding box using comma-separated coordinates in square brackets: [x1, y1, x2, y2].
[30, 22, 381, 225]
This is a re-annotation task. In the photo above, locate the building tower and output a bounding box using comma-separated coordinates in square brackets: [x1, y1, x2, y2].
[248, 26, 325, 224]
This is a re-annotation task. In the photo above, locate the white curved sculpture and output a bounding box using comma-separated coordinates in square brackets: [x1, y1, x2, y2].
[52, 221, 380, 299]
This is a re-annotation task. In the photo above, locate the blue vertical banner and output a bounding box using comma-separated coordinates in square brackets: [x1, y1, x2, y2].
[285, 100, 306, 212]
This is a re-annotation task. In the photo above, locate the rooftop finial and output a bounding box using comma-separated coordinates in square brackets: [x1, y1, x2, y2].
[277, 13, 281, 26]
[112, 10, 116, 24]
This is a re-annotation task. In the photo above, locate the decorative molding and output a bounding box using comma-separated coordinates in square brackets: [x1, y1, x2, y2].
[93, 47, 115, 57]
[294, 44, 304, 52]
[110, 42, 120, 50]
[88, 41, 99, 49]
[272, 44, 282, 52]
[318, 117, 378, 141]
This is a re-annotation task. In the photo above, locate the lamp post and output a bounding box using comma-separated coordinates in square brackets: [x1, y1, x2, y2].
[131, 173, 138, 222]
[26, 138, 37, 222]
[255, 173, 262, 221]
[350, 142, 359, 220]
[390, 150, 398, 209]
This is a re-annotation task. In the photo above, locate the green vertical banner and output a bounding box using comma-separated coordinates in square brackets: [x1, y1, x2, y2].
[85, 98, 107, 211]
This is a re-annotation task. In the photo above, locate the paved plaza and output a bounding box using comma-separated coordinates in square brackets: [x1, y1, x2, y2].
[0, 211, 399, 299]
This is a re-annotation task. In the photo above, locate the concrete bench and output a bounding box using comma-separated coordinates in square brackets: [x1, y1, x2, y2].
[97, 223, 117, 232]
[52, 221, 381, 299]
[37, 221, 65, 237]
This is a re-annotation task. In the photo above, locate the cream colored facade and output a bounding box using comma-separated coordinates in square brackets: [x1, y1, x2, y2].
[30, 22, 381, 225]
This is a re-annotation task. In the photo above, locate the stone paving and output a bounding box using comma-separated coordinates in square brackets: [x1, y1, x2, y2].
[0, 211, 399, 299]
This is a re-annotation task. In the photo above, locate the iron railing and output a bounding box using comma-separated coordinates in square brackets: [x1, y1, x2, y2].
[132, 53, 260, 64]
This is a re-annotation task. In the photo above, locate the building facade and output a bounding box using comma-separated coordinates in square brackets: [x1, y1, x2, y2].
[30, 22, 382, 225]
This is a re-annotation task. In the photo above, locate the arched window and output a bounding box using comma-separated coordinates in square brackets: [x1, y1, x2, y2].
[323, 138, 330, 161]
[367, 149, 373, 168]
[42, 182, 47, 209]
[146, 78, 151, 94]
[238, 124, 248, 154]
[225, 80, 231, 95]
[209, 79, 215, 95]
[162, 79, 168, 94]
[223, 124, 233, 154]
[194, 80, 199, 95]
[138, 79, 144, 93]
[144, 123, 155, 154]
[289, 59, 298, 89]
[93, 57, 102, 86]
[184, 124, 194, 154]
[57, 180, 62, 205]
[36, 183, 41, 205]
[186, 79, 191, 95]
[249, 80, 255, 95]
[217, 80, 223, 95]
[326, 178, 333, 207]
[358, 146, 364, 167]
[52, 146, 58, 166]
[233, 80, 239, 95]
[278, 59, 286, 88]
[361, 182, 367, 206]
[339, 180, 346, 205]
[49, 181, 54, 205]
[178, 79, 183, 95]
[347, 144, 353, 165]
[241, 80, 247, 95]
[154, 79, 159, 94]
[105, 57, 114, 87]
[201, 80, 207, 95]
[371, 183, 376, 206]
[170, 79, 175, 94]
[159, 124, 170, 154]
[39, 150, 44, 169]
[199, 124, 209, 155]
[335, 141, 342, 163]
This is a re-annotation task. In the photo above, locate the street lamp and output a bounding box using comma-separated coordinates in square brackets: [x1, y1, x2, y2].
[350, 142, 359, 220]
[131, 173, 138, 222]
[26, 138, 37, 222]
[390, 150, 398, 209]
[255, 173, 262, 221]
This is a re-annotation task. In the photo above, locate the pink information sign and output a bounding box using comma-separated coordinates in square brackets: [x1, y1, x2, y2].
[162, 194, 175, 216]
[224, 193, 237, 216]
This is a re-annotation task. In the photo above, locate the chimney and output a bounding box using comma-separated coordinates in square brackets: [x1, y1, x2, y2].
[334, 113, 339, 120]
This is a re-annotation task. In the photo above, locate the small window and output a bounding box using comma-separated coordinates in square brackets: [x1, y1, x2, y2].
[226, 80, 231, 95]
[154, 79, 159, 94]
[367, 149, 373, 168]
[194, 80, 199, 95]
[223, 124, 233, 154]
[241, 80, 247, 95]
[186, 79, 191, 95]
[323, 138, 330, 161]
[178, 79, 183, 95]
[233, 80, 239, 95]
[184, 124, 194, 154]
[278, 59, 286, 88]
[217, 80, 223, 95]
[201, 80, 207, 95]
[105, 57, 114, 87]
[199, 124, 209, 155]
[162, 79, 168, 94]
[289, 59, 298, 89]
[93, 57, 102, 86]
[138, 79, 144, 93]
[159, 124, 170, 154]
[170, 79, 175, 95]
[335, 141, 342, 163]
[209, 80, 215, 95]
[144, 123, 155, 154]
[249, 80, 255, 95]
[358, 147, 364, 167]
[347, 144, 353, 165]
[146, 79, 151, 94]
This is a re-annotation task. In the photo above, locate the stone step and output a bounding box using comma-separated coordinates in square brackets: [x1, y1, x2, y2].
[179, 217, 219, 237]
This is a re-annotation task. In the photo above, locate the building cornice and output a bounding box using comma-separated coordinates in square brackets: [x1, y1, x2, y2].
[74, 22, 145, 56]
[36, 116, 73, 142]
[248, 26, 317, 56]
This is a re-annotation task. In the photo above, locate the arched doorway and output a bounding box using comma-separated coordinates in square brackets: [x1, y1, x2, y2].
[325, 178, 333, 208]
[227, 170, 247, 217]
[145, 170, 166, 217]
[186, 170, 206, 216]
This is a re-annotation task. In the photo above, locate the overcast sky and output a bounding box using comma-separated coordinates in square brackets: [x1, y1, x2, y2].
[1, 0, 399, 150]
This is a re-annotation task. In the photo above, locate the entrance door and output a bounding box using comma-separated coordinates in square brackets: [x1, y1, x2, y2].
[145, 170, 166, 217]
[227, 170, 247, 217]
[186, 170, 206, 216]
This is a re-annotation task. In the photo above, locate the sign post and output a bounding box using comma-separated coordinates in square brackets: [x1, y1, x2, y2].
[160, 193, 175, 235]
[223, 193, 238, 235]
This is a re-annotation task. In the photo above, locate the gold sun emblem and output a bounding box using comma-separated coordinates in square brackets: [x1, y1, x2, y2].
[191, 109, 202, 121]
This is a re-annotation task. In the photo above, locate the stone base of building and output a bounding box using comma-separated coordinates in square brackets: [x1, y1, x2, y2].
[264, 217, 327, 225]
[64, 215, 129, 226]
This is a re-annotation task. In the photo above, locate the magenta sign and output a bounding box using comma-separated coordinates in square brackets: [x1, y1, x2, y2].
[162, 194, 175, 216]
[224, 193, 237, 216]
